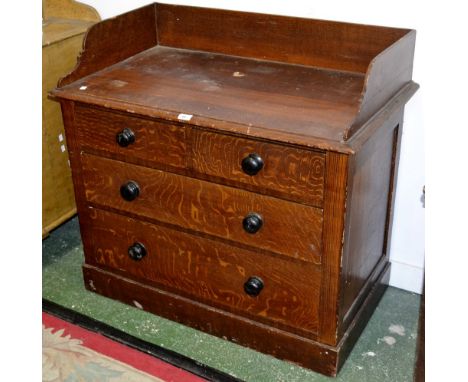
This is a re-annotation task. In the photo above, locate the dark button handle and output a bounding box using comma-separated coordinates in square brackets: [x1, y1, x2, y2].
[244, 276, 264, 296]
[241, 153, 264, 176]
[116, 128, 135, 147]
[120, 181, 140, 201]
[242, 213, 263, 234]
[128, 242, 146, 261]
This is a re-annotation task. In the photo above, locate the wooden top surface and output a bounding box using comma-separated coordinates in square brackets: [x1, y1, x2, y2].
[51, 3, 417, 152]
[56, 46, 364, 145]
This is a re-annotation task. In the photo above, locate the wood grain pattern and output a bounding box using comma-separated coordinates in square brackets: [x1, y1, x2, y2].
[58, 4, 157, 87]
[56, 46, 363, 144]
[190, 129, 324, 207]
[346, 82, 418, 153]
[337, 110, 405, 339]
[50, 4, 418, 376]
[157, 3, 408, 73]
[347, 31, 416, 138]
[83, 264, 339, 375]
[83, 208, 321, 335]
[50, 3, 417, 149]
[340, 121, 399, 322]
[74, 104, 324, 205]
[82, 261, 392, 377]
[58, 101, 96, 258]
[80, 153, 323, 263]
[75, 104, 187, 169]
[318, 152, 349, 346]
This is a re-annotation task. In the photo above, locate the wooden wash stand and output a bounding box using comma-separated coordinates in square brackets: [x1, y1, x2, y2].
[51, 3, 418, 376]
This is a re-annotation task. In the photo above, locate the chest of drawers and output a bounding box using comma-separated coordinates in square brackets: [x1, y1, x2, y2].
[51, 3, 418, 376]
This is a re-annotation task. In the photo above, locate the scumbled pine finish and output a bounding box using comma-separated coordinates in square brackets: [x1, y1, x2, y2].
[51, 3, 418, 377]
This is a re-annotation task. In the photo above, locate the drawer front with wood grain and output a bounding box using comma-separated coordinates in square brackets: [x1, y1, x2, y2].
[83, 208, 321, 335]
[190, 129, 325, 206]
[81, 153, 323, 263]
[74, 105, 187, 169]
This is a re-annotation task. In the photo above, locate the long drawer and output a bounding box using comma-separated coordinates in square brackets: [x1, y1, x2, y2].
[82, 208, 321, 334]
[81, 153, 323, 263]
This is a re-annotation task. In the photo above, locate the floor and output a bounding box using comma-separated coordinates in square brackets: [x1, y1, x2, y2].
[43, 217, 421, 382]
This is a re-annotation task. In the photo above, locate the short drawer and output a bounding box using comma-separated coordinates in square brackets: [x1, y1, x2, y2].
[81, 153, 323, 263]
[74, 105, 186, 169]
[191, 129, 325, 206]
[83, 208, 321, 334]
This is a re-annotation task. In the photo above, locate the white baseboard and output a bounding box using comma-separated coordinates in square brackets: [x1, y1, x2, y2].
[388, 260, 424, 294]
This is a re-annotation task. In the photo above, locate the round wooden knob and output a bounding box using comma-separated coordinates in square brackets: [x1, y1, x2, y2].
[116, 128, 135, 147]
[242, 213, 263, 234]
[128, 242, 146, 261]
[120, 181, 140, 201]
[244, 276, 264, 296]
[241, 153, 264, 176]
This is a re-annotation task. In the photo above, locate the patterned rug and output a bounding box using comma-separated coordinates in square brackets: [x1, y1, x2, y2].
[42, 312, 206, 382]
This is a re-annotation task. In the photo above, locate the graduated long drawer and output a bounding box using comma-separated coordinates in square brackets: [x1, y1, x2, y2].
[82, 208, 321, 335]
[80, 153, 323, 263]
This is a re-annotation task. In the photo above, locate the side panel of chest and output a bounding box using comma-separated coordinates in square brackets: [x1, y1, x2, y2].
[338, 110, 404, 339]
